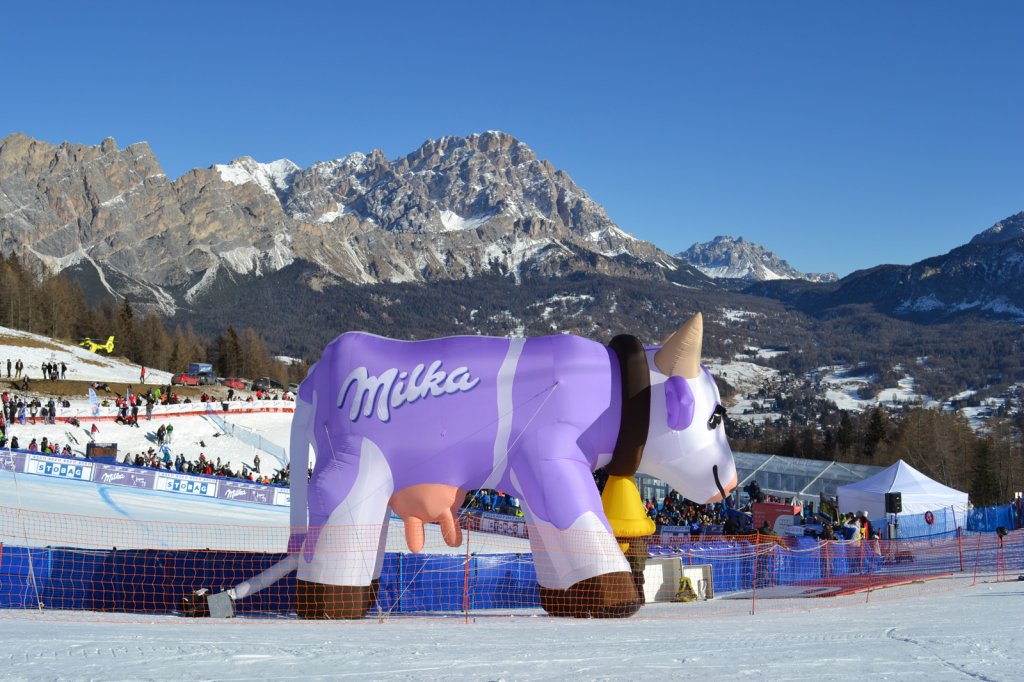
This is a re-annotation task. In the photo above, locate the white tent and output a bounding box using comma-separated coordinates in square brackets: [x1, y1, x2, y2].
[836, 459, 969, 532]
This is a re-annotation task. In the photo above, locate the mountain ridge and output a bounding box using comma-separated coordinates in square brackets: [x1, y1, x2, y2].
[3, 130, 1024, 332]
[0, 131, 708, 313]
[678, 235, 838, 282]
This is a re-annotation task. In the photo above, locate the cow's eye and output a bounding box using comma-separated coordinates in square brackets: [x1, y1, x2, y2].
[707, 404, 727, 430]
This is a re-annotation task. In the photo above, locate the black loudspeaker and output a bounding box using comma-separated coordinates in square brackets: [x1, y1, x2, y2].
[885, 492, 903, 514]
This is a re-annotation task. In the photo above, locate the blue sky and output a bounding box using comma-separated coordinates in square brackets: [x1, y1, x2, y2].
[3, 1, 1022, 277]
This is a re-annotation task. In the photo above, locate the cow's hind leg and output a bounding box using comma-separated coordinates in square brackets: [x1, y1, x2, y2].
[295, 577, 381, 620]
[295, 518, 388, 619]
[295, 438, 392, 619]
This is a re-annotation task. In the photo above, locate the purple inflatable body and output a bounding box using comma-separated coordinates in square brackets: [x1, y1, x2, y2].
[214, 315, 736, 618]
[278, 315, 737, 603]
[301, 332, 621, 537]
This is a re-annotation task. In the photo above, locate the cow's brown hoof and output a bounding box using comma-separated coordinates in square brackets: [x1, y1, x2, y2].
[179, 588, 211, 617]
[538, 571, 642, 618]
[295, 578, 379, 619]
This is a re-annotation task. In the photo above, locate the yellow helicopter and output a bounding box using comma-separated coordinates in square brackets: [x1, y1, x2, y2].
[79, 335, 116, 354]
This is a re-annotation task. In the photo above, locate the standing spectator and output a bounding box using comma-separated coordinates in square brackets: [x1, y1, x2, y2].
[254, 453, 261, 473]
[140, 365, 146, 384]
[14, 359, 22, 379]
[145, 396, 154, 421]
[166, 423, 173, 444]
[61, 362, 66, 380]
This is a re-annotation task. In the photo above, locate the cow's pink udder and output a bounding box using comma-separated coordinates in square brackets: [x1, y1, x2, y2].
[390, 484, 468, 553]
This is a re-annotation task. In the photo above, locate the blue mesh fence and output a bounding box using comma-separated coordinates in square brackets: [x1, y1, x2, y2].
[1, 529, 1020, 616]
[894, 507, 961, 539]
[967, 504, 1018, 533]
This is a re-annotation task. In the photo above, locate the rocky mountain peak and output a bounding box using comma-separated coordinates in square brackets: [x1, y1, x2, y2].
[214, 156, 299, 201]
[401, 131, 536, 173]
[678, 235, 837, 282]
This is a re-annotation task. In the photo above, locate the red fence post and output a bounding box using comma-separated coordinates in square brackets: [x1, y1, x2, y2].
[750, 533, 759, 615]
[971, 532, 982, 586]
[957, 526, 964, 573]
[463, 525, 470, 623]
[865, 539, 876, 603]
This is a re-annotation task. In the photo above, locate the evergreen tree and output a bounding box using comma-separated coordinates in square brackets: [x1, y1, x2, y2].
[216, 326, 243, 378]
[863, 408, 886, 459]
[970, 440, 1000, 506]
[115, 297, 140, 360]
[837, 411, 854, 455]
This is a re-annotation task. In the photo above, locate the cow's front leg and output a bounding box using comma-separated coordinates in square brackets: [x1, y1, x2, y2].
[511, 426, 640, 618]
[296, 436, 392, 619]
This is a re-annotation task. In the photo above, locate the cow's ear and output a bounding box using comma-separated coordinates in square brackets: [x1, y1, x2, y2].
[664, 376, 695, 431]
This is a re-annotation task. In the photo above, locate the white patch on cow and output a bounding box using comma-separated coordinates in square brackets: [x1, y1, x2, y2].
[511, 470, 628, 590]
[297, 438, 394, 586]
[288, 394, 315, 533]
[482, 337, 525, 490]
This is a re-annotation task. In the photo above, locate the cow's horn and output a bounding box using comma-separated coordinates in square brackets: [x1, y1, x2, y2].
[654, 313, 703, 379]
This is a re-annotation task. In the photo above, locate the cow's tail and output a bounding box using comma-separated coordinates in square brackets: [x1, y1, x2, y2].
[185, 391, 316, 617]
[287, 389, 315, 555]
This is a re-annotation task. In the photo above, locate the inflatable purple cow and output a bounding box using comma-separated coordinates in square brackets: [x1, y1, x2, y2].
[205, 313, 736, 619]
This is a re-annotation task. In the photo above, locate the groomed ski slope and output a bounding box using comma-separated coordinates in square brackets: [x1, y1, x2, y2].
[0, 577, 1019, 680]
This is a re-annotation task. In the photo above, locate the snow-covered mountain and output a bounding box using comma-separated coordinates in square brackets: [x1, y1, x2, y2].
[677, 236, 837, 282]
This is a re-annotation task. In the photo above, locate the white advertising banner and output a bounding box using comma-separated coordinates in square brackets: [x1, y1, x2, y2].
[154, 472, 219, 498]
[25, 454, 95, 482]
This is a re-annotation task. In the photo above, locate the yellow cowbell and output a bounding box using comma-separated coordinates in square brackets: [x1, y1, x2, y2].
[601, 474, 655, 552]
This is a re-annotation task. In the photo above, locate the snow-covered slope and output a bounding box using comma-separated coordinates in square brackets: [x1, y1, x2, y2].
[0, 326, 174, 385]
[0, 574, 1018, 679]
